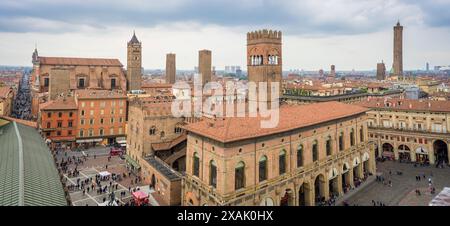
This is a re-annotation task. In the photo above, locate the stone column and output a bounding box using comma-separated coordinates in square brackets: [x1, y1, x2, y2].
[358, 163, 364, 179]
[305, 184, 314, 206]
[428, 141, 435, 164]
[336, 175, 343, 196]
[323, 179, 329, 201]
[348, 169, 355, 188]
[410, 148, 416, 162]
[394, 143, 399, 161]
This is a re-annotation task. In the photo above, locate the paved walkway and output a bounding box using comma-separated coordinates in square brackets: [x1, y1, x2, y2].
[344, 161, 450, 206]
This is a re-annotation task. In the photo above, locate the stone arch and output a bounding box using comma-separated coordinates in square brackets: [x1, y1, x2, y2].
[415, 146, 429, 163]
[433, 140, 449, 165]
[328, 168, 340, 197]
[382, 142, 395, 160]
[353, 156, 362, 180]
[341, 162, 351, 192]
[314, 174, 326, 205]
[398, 144, 411, 161]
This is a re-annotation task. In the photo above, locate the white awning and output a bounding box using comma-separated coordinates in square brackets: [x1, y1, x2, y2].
[76, 138, 103, 143]
[117, 140, 127, 144]
[99, 171, 111, 177]
[416, 147, 428, 154]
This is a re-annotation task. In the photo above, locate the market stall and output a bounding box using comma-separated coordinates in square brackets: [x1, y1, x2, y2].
[132, 191, 149, 206]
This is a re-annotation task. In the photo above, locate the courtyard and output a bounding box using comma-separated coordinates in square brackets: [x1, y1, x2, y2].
[55, 146, 164, 206]
[344, 160, 450, 206]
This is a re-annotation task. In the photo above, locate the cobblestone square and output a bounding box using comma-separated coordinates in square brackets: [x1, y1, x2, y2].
[344, 161, 450, 206]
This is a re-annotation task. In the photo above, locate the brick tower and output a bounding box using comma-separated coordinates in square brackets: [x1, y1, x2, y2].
[127, 31, 142, 91]
[166, 53, 176, 84]
[247, 29, 282, 107]
[393, 21, 403, 80]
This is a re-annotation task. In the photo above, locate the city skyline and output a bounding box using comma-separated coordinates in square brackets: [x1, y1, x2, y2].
[1, 0, 450, 70]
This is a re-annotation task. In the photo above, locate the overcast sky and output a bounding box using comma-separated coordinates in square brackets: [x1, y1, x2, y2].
[1, 0, 450, 71]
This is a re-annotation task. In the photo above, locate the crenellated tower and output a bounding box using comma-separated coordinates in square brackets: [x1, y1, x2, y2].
[247, 29, 282, 107]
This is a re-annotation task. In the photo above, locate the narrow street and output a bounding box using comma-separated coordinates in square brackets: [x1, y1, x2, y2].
[12, 70, 32, 120]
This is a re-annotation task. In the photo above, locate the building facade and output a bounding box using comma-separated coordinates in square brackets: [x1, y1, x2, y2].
[358, 98, 450, 165]
[182, 102, 376, 206]
[39, 97, 78, 149]
[75, 89, 127, 147]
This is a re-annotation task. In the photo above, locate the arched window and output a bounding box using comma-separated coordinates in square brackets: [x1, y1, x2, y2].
[326, 136, 332, 156]
[209, 160, 217, 188]
[312, 140, 319, 162]
[350, 128, 355, 146]
[360, 126, 364, 142]
[339, 132, 344, 151]
[160, 131, 165, 138]
[235, 161, 245, 190]
[149, 126, 156, 135]
[193, 152, 200, 177]
[297, 145, 304, 167]
[279, 150, 286, 175]
[259, 156, 267, 182]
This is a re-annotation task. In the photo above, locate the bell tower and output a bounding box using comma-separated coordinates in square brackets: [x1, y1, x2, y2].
[247, 29, 282, 107]
[127, 31, 142, 91]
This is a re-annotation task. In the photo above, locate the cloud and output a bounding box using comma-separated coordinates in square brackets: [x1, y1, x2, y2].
[0, 0, 448, 35]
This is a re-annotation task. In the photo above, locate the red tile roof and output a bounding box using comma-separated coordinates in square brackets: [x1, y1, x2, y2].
[185, 101, 368, 143]
[75, 89, 126, 99]
[40, 97, 77, 110]
[356, 98, 450, 113]
[39, 57, 123, 67]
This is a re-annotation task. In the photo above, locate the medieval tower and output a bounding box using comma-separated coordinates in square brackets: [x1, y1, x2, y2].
[393, 21, 403, 80]
[198, 50, 212, 86]
[247, 29, 282, 107]
[127, 31, 142, 91]
[166, 53, 176, 84]
[376, 61, 386, 80]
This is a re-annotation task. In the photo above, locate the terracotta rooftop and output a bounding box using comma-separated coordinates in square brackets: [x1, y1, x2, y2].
[356, 98, 450, 113]
[39, 57, 123, 67]
[75, 89, 126, 99]
[185, 101, 368, 143]
[40, 97, 77, 110]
